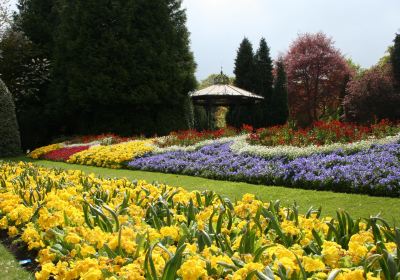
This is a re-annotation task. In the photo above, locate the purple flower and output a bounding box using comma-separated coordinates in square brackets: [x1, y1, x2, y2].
[127, 142, 400, 197]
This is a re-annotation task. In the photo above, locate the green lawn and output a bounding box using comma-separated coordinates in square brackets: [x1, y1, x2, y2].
[5, 156, 400, 224]
[0, 244, 33, 280]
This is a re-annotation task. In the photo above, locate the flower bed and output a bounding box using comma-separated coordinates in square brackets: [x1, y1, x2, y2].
[27, 123, 400, 197]
[231, 133, 400, 159]
[67, 140, 154, 169]
[29, 143, 65, 159]
[42, 146, 91, 162]
[128, 142, 400, 197]
[249, 120, 400, 147]
[0, 161, 398, 279]
[154, 126, 244, 147]
[66, 134, 133, 145]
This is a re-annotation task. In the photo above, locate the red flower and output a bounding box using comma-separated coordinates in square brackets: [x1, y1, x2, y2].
[43, 146, 90, 162]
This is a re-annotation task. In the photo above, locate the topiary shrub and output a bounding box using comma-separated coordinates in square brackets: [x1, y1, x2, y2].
[0, 79, 22, 157]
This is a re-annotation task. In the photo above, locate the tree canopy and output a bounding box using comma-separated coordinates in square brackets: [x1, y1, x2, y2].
[284, 32, 351, 126]
[5, 0, 196, 148]
[344, 63, 400, 123]
[252, 38, 274, 128]
[391, 33, 400, 88]
[269, 58, 289, 125]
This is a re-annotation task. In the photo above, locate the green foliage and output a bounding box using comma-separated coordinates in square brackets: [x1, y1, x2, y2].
[227, 38, 255, 127]
[183, 95, 195, 130]
[252, 38, 274, 128]
[49, 0, 196, 137]
[15, 0, 57, 57]
[227, 38, 275, 128]
[11, 0, 196, 143]
[193, 106, 209, 131]
[391, 33, 400, 88]
[0, 79, 21, 157]
[233, 38, 256, 90]
[198, 73, 234, 89]
[346, 58, 364, 78]
[269, 59, 289, 125]
[0, 29, 51, 149]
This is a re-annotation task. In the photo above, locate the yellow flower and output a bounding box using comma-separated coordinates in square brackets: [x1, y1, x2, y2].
[321, 241, 345, 268]
[67, 140, 154, 168]
[348, 231, 374, 263]
[29, 143, 63, 159]
[38, 248, 56, 264]
[81, 244, 97, 257]
[7, 226, 18, 237]
[159, 226, 180, 241]
[35, 262, 55, 280]
[336, 269, 365, 280]
[233, 262, 264, 280]
[81, 267, 103, 280]
[0, 161, 396, 280]
[0, 216, 8, 229]
[65, 232, 82, 244]
[281, 220, 301, 236]
[177, 256, 207, 280]
[21, 223, 44, 250]
[302, 256, 325, 272]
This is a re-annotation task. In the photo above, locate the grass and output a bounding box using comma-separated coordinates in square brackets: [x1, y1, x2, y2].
[5, 156, 400, 224]
[0, 244, 34, 280]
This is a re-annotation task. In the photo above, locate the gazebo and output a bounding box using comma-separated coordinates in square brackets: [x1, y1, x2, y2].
[189, 72, 264, 128]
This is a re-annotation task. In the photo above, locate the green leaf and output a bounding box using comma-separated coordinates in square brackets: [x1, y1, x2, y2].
[161, 244, 187, 280]
[327, 269, 341, 280]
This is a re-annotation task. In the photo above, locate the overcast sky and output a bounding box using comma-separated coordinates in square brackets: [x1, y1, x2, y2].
[10, 0, 400, 80]
[183, 0, 400, 80]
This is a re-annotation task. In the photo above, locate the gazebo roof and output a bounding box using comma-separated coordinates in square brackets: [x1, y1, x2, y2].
[190, 84, 264, 106]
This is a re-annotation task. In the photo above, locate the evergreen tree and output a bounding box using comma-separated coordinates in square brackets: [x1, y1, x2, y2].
[183, 95, 194, 129]
[270, 59, 289, 125]
[253, 38, 273, 127]
[233, 38, 255, 90]
[8, 0, 58, 149]
[0, 79, 21, 157]
[0, 30, 51, 149]
[50, 0, 196, 136]
[227, 38, 255, 127]
[15, 0, 58, 57]
[391, 33, 400, 88]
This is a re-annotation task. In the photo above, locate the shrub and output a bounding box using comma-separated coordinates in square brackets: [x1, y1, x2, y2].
[0, 79, 21, 157]
[344, 64, 400, 123]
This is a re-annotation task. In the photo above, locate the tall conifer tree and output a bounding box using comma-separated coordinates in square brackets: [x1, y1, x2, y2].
[15, 0, 57, 57]
[391, 33, 400, 88]
[50, 0, 196, 136]
[233, 38, 255, 90]
[253, 38, 273, 127]
[227, 38, 255, 127]
[270, 59, 289, 125]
